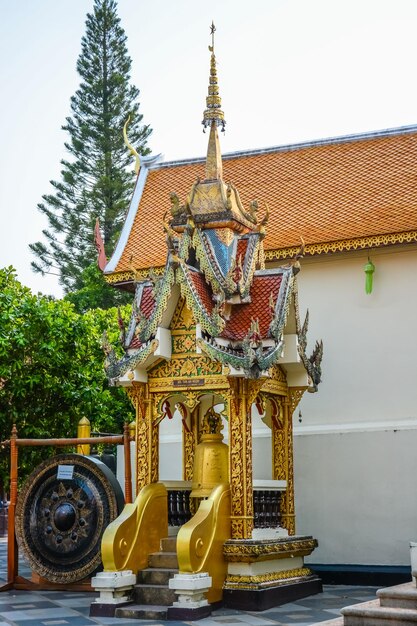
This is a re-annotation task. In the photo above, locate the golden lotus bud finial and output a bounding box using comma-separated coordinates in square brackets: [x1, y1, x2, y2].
[202, 22, 226, 133]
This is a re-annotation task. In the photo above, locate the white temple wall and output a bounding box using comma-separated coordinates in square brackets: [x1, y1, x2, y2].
[294, 245, 417, 427]
[294, 428, 417, 566]
[290, 245, 417, 566]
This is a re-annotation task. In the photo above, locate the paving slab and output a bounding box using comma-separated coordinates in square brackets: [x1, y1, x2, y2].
[0, 538, 380, 625]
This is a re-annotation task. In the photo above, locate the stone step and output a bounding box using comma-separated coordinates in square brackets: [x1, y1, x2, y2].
[313, 619, 343, 626]
[137, 566, 178, 586]
[133, 583, 177, 606]
[161, 536, 177, 552]
[341, 598, 417, 626]
[148, 551, 178, 569]
[377, 582, 417, 610]
[115, 603, 168, 620]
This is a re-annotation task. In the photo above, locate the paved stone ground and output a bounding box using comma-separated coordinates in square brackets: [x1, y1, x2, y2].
[0, 539, 378, 626]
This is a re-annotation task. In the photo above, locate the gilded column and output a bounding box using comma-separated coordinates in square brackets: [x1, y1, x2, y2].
[280, 397, 295, 534]
[180, 403, 195, 481]
[150, 393, 160, 484]
[228, 378, 263, 539]
[126, 382, 158, 493]
[283, 388, 306, 534]
[272, 395, 286, 484]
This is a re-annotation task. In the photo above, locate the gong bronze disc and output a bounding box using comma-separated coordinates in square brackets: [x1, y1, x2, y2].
[15, 453, 124, 583]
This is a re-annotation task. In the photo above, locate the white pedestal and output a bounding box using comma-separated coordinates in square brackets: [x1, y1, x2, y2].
[410, 542, 417, 583]
[91, 570, 136, 605]
[169, 572, 212, 608]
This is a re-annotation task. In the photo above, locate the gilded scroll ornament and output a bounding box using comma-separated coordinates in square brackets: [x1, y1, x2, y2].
[272, 395, 286, 483]
[183, 428, 195, 481]
[136, 417, 150, 492]
[149, 355, 222, 380]
[288, 388, 306, 417]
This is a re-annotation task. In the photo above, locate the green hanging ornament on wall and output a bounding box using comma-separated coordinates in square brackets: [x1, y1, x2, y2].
[364, 257, 375, 294]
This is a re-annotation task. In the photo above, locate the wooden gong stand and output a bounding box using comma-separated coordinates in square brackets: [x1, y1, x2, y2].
[0, 424, 133, 592]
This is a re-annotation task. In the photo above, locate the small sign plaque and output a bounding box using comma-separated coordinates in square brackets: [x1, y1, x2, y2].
[173, 378, 205, 387]
[57, 465, 74, 480]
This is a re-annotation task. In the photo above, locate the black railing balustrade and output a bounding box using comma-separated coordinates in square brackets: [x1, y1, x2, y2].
[253, 489, 282, 528]
[166, 486, 283, 529]
[167, 489, 192, 526]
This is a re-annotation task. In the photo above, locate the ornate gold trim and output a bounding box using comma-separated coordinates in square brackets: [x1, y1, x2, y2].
[265, 230, 417, 261]
[224, 567, 312, 588]
[262, 379, 288, 396]
[149, 376, 229, 393]
[223, 538, 318, 562]
[104, 267, 165, 285]
[228, 378, 255, 539]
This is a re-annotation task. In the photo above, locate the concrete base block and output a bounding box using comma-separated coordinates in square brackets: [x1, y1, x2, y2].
[90, 570, 136, 615]
[90, 601, 132, 617]
[223, 576, 322, 611]
[167, 603, 212, 620]
[168, 572, 212, 610]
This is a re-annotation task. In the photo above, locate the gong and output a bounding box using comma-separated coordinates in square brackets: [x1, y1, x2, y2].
[15, 453, 124, 584]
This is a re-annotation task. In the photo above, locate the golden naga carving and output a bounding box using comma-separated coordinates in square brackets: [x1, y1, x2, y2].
[101, 482, 168, 573]
[123, 115, 141, 175]
[177, 483, 231, 603]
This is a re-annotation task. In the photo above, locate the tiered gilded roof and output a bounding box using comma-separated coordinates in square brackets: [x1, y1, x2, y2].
[103, 27, 323, 386]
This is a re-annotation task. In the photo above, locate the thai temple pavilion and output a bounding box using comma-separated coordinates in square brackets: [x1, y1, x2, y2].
[94, 26, 323, 619]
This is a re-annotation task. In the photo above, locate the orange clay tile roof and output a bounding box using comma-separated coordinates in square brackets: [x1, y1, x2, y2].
[220, 274, 282, 341]
[108, 126, 417, 275]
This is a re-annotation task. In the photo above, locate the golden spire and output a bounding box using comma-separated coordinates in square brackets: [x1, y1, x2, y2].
[203, 22, 225, 180]
[202, 22, 225, 132]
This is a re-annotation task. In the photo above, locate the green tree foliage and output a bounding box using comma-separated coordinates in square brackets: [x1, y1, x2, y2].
[30, 0, 151, 299]
[64, 263, 129, 314]
[0, 267, 133, 488]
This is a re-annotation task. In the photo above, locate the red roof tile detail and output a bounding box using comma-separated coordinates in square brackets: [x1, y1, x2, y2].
[188, 270, 215, 315]
[128, 336, 142, 350]
[236, 238, 248, 262]
[112, 130, 417, 273]
[221, 274, 283, 340]
[140, 286, 156, 318]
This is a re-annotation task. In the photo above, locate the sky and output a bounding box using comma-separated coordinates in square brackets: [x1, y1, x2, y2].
[1, 0, 417, 298]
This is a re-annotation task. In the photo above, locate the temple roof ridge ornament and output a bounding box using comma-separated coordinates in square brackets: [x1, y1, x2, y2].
[123, 115, 141, 175]
[202, 23, 225, 181]
[202, 22, 226, 135]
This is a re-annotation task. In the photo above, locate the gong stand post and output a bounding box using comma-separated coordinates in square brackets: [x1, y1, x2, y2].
[5, 424, 19, 590]
[0, 428, 134, 592]
[123, 422, 132, 504]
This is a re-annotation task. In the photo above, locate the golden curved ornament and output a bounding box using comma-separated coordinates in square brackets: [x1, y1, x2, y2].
[177, 483, 231, 603]
[101, 482, 168, 573]
[123, 115, 141, 175]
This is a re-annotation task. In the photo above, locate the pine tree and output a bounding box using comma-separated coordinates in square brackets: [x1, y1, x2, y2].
[30, 0, 151, 299]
